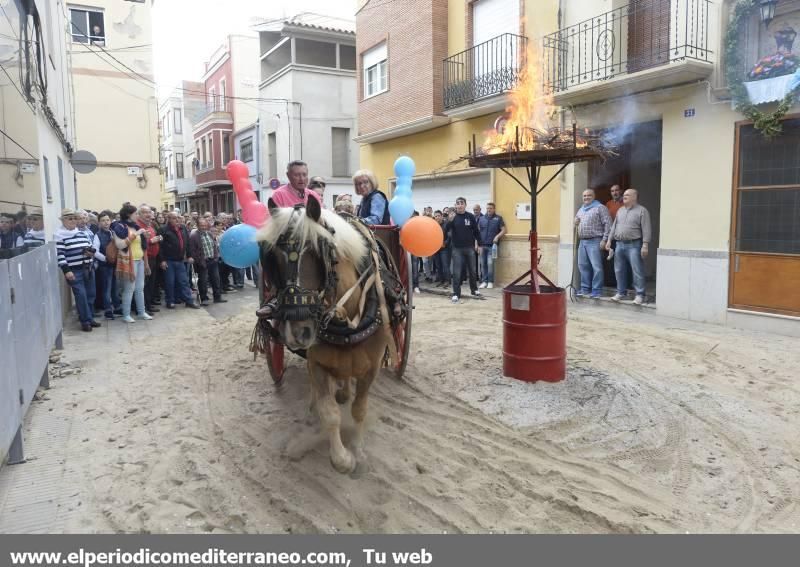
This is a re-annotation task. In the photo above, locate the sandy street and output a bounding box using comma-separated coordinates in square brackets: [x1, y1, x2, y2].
[7, 288, 800, 534]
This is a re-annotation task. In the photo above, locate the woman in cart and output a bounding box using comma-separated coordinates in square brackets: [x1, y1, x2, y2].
[353, 169, 390, 225]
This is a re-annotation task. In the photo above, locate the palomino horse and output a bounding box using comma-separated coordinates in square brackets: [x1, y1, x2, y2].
[257, 197, 394, 473]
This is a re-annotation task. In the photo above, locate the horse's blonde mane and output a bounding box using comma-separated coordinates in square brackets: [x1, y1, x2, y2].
[256, 208, 368, 266]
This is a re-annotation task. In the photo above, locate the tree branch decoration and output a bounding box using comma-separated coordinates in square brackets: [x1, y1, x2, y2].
[725, 0, 798, 137]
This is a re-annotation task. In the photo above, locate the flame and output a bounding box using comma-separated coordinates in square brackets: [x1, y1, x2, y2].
[482, 42, 555, 153]
[480, 42, 592, 154]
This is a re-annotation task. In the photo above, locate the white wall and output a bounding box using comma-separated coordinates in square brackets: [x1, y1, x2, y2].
[230, 35, 260, 132]
[0, 0, 76, 237]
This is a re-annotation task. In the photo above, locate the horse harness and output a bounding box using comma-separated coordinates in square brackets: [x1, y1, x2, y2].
[260, 206, 393, 349]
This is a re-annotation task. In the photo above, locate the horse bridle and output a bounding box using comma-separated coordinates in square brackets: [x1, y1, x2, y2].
[266, 206, 339, 323]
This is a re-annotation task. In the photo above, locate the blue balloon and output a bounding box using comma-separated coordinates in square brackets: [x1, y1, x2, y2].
[389, 196, 415, 226]
[394, 185, 412, 199]
[394, 156, 416, 178]
[219, 224, 260, 268]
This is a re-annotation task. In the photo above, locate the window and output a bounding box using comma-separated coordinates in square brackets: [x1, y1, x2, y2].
[176, 152, 184, 179]
[268, 132, 277, 178]
[165, 111, 171, 136]
[57, 157, 66, 208]
[331, 128, 350, 177]
[208, 87, 216, 112]
[69, 8, 105, 45]
[223, 134, 231, 164]
[43, 156, 52, 204]
[219, 79, 227, 112]
[174, 111, 182, 134]
[735, 119, 800, 254]
[362, 42, 387, 98]
[208, 136, 214, 167]
[240, 137, 253, 163]
[195, 143, 201, 170]
[201, 138, 207, 167]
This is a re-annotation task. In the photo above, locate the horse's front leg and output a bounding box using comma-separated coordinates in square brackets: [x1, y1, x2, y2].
[351, 365, 379, 463]
[309, 360, 355, 474]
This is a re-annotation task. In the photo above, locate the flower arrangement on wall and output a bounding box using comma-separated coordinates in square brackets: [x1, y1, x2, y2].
[726, 0, 799, 137]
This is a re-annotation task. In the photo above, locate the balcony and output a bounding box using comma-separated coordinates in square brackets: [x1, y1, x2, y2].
[443, 33, 527, 113]
[543, 0, 714, 107]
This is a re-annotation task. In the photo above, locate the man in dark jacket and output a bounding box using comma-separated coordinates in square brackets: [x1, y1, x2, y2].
[445, 197, 481, 303]
[158, 212, 200, 309]
[188, 219, 227, 306]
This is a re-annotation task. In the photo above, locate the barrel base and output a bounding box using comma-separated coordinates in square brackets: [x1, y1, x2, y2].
[502, 284, 567, 383]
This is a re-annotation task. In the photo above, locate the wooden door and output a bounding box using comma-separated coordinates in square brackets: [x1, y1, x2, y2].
[627, 0, 672, 73]
[730, 119, 800, 316]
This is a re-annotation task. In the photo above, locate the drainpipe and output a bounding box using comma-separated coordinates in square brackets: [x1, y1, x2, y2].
[256, 118, 262, 200]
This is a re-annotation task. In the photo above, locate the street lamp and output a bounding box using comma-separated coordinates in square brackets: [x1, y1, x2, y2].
[760, 0, 778, 28]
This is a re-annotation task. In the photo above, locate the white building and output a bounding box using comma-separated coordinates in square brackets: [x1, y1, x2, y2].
[159, 81, 205, 212]
[0, 0, 77, 237]
[256, 16, 358, 209]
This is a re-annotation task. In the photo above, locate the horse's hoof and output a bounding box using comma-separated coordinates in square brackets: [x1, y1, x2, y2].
[331, 450, 356, 474]
[335, 389, 350, 405]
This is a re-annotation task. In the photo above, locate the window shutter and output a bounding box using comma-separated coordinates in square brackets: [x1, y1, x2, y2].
[627, 0, 671, 73]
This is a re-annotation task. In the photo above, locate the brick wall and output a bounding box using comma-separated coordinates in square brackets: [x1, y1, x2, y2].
[356, 0, 448, 136]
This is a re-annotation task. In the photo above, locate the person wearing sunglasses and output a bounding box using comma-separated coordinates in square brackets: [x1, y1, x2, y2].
[308, 176, 326, 199]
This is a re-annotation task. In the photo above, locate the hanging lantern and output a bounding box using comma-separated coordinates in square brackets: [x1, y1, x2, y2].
[759, 0, 778, 28]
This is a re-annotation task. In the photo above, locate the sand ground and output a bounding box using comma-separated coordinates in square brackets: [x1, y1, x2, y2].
[3, 286, 799, 533]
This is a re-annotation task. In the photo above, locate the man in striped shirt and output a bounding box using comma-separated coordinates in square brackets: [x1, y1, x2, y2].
[22, 212, 46, 246]
[55, 208, 100, 332]
[574, 189, 611, 298]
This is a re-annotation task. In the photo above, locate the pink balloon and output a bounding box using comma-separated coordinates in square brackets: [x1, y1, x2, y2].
[242, 201, 269, 228]
[226, 160, 249, 183]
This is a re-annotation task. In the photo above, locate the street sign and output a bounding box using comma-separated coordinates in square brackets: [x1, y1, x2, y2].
[269, 177, 281, 189]
[71, 150, 97, 174]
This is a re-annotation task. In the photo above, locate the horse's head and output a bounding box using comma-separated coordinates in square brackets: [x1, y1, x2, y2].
[258, 197, 367, 351]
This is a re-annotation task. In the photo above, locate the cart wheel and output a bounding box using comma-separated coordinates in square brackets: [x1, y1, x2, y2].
[388, 251, 413, 379]
[266, 334, 286, 386]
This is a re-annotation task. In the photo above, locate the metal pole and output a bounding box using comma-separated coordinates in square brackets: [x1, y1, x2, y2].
[529, 166, 540, 292]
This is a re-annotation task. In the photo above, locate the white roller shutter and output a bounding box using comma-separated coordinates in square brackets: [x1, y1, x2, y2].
[403, 173, 491, 214]
[472, 0, 520, 92]
[472, 0, 520, 45]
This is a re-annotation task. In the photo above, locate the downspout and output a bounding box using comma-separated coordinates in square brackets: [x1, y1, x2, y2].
[294, 102, 303, 161]
[256, 118, 262, 200]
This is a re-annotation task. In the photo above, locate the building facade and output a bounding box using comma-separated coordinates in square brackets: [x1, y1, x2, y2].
[256, 17, 358, 209]
[159, 81, 205, 212]
[547, 0, 800, 336]
[191, 35, 259, 215]
[356, 0, 561, 281]
[0, 0, 78, 237]
[68, 0, 160, 210]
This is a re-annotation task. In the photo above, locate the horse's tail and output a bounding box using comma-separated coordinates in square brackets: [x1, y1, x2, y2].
[249, 318, 272, 359]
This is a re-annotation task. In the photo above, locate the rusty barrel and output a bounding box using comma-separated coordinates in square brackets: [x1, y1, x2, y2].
[502, 284, 566, 382]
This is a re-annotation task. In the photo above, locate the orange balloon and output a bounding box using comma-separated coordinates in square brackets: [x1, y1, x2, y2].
[400, 216, 444, 257]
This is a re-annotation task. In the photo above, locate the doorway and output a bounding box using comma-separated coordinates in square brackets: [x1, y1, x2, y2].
[588, 119, 663, 300]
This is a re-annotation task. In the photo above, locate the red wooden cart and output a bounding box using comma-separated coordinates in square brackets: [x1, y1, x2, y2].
[259, 224, 413, 385]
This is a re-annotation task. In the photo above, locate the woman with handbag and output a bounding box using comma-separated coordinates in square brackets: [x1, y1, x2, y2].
[112, 204, 152, 323]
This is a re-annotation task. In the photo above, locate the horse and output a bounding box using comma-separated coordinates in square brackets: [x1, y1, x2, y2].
[256, 196, 396, 473]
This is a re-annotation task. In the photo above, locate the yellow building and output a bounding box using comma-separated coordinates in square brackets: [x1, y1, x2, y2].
[68, 0, 160, 211]
[356, 0, 561, 282]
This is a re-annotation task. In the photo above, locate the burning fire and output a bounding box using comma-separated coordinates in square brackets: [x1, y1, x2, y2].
[481, 43, 590, 154]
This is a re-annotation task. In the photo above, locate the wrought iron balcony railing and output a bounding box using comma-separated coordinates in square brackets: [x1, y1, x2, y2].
[543, 0, 712, 93]
[443, 33, 527, 110]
